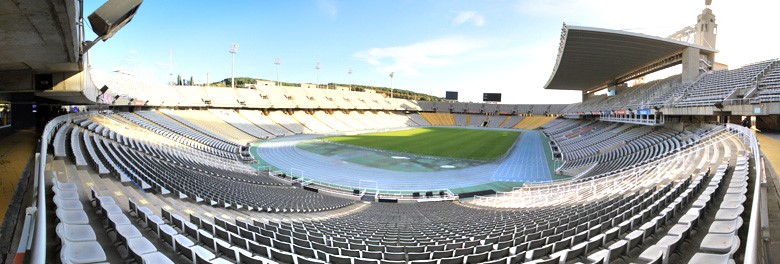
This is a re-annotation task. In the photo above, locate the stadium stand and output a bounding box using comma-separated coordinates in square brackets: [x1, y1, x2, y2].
[46, 119, 755, 264]
[420, 112, 456, 126]
[675, 60, 775, 107]
[19, 97, 771, 264]
[292, 111, 335, 133]
[210, 109, 275, 139]
[469, 115, 487, 127]
[453, 114, 468, 126]
[164, 109, 257, 144]
[513, 116, 558, 130]
[8, 3, 780, 264]
[407, 112, 430, 126]
[755, 60, 780, 103]
[267, 111, 306, 134]
[238, 110, 295, 136]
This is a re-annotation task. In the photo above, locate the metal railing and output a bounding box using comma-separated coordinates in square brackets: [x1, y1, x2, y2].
[26, 114, 71, 263]
[725, 124, 771, 264]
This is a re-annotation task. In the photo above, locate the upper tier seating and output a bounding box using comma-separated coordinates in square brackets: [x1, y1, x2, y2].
[675, 60, 774, 107]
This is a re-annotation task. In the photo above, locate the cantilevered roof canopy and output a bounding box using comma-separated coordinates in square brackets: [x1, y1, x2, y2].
[544, 24, 717, 92]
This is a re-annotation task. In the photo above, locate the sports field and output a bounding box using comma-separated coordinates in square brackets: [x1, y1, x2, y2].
[322, 127, 521, 161]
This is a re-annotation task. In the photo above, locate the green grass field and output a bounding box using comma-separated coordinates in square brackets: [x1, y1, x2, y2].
[322, 127, 521, 161]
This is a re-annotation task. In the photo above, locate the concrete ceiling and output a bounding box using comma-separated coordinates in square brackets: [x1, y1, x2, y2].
[0, 0, 80, 73]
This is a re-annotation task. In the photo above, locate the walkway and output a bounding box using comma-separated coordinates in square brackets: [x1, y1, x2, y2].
[0, 129, 36, 223]
[756, 131, 780, 260]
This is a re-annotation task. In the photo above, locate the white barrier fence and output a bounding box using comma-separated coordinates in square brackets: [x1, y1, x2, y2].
[726, 124, 771, 264]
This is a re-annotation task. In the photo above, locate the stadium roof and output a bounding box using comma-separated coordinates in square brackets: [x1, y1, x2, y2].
[544, 24, 717, 92]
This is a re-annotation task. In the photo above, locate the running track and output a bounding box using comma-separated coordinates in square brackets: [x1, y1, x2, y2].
[253, 130, 553, 192]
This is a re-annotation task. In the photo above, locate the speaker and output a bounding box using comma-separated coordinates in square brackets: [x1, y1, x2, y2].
[425, 191, 433, 197]
[412, 192, 420, 198]
[439, 191, 446, 197]
[99, 85, 109, 94]
[353, 189, 360, 195]
[88, 0, 143, 40]
[714, 102, 723, 108]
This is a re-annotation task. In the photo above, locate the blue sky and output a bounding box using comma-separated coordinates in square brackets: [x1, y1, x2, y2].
[85, 0, 780, 104]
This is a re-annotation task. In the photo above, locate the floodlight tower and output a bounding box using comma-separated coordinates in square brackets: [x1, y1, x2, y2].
[230, 43, 239, 88]
[169, 48, 173, 87]
[315, 61, 321, 87]
[348, 68, 353, 91]
[274, 57, 281, 86]
[389, 72, 395, 98]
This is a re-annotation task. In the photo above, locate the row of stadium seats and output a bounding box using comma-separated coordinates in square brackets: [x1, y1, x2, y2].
[478, 125, 742, 208]
[71, 121, 355, 212]
[40, 107, 759, 264]
[90, 70, 422, 111]
[563, 58, 780, 114]
[90, 70, 580, 116]
[542, 120, 717, 178]
[676, 60, 774, 107]
[416, 101, 568, 115]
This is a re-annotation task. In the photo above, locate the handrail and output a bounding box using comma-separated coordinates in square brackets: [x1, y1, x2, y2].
[726, 124, 770, 264]
[28, 114, 69, 263]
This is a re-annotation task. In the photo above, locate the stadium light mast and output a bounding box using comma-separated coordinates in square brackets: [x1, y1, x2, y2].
[274, 57, 281, 86]
[169, 47, 173, 87]
[230, 43, 239, 89]
[348, 68, 353, 91]
[315, 61, 321, 87]
[389, 72, 394, 99]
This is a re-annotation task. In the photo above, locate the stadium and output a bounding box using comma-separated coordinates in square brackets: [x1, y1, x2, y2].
[0, 0, 778, 264]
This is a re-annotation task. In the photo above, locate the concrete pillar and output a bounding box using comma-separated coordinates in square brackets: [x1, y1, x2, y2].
[682, 47, 701, 83]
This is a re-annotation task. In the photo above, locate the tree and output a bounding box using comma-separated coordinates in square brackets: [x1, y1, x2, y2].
[177, 75, 182, 86]
[189, 76, 194, 86]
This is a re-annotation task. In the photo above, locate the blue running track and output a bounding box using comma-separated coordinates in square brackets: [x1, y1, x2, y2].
[253, 130, 553, 192]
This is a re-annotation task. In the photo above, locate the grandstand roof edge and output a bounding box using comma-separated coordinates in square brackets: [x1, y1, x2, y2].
[543, 24, 718, 92]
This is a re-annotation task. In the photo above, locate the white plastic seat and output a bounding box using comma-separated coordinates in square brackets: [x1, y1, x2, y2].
[190, 245, 216, 262]
[56, 223, 97, 242]
[56, 209, 90, 225]
[127, 237, 157, 257]
[55, 190, 80, 201]
[689, 252, 736, 264]
[54, 198, 84, 210]
[115, 224, 143, 243]
[101, 204, 123, 215]
[708, 219, 742, 234]
[108, 212, 132, 227]
[700, 234, 740, 254]
[140, 252, 175, 264]
[60, 241, 107, 264]
[173, 234, 195, 252]
[52, 178, 78, 193]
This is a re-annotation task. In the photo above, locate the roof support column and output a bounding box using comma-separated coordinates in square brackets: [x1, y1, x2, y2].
[682, 47, 701, 83]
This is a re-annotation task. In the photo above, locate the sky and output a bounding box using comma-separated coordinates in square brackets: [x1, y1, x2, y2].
[84, 0, 780, 104]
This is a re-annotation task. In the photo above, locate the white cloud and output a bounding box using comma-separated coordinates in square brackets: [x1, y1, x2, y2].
[354, 37, 486, 76]
[315, 0, 338, 19]
[452, 11, 485, 27]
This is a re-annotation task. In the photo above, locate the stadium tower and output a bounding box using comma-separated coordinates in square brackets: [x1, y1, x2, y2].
[682, 0, 718, 83]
